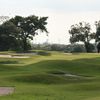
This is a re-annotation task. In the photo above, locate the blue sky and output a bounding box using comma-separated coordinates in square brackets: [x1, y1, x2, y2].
[0, 0, 100, 44]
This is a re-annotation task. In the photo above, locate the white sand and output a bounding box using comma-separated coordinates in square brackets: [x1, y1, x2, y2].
[0, 54, 29, 58]
[0, 87, 14, 96]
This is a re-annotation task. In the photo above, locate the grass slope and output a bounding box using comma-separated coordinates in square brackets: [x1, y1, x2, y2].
[0, 52, 100, 100]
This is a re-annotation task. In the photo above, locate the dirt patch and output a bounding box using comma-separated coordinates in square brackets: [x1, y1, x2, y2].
[0, 87, 14, 96]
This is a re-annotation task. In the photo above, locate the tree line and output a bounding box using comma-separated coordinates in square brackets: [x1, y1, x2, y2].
[0, 15, 100, 53]
[32, 43, 94, 53]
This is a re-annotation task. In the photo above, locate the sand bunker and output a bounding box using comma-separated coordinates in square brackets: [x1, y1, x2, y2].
[0, 87, 14, 96]
[0, 54, 29, 58]
[50, 71, 85, 78]
[64, 73, 82, 78]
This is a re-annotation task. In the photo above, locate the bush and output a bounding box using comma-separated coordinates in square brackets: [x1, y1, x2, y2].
[37, 51, 51, 56]
[71, 45, 85, 53]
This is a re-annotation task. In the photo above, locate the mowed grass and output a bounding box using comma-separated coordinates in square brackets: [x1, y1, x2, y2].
[0, 52, 100, 100]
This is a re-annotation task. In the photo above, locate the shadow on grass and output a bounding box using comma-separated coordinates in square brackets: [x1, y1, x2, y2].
[0, 61, 19, 64]
[25, 56, 100, 76]
[0, 61, 21, 71]
[10, 73, 88, 84]
[9, 57, 100, 84]
[37, 51, 51, 56]
[4, 56, 100, 84]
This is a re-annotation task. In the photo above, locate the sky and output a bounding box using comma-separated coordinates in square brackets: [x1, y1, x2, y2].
[0, 0, 100, 44]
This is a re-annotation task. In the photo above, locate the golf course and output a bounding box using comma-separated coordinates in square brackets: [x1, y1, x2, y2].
[0, 51, 99, 100]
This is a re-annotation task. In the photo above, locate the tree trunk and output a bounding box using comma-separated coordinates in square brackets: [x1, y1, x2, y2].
[97, 42, 100, 53]
[23, 38, 28, 52]
[84, 42, 90, 53]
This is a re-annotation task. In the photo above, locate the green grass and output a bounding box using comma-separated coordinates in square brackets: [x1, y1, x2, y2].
[0, 52, 100, 99]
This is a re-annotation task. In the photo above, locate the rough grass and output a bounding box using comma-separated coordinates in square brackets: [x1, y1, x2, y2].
[0, 52, 100, 99]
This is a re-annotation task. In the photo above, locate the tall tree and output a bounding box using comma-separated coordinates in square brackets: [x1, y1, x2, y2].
[95, 21, 100, 53]
[69, 22, 95, 52]
[10, 15, 48, 51]
[95, 21, 100, 42]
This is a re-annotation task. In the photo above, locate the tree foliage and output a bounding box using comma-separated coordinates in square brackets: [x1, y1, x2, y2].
[69, 22, 95, 52]
[0, 15, 48, 51]
[95, 21, 100, 53]
[0, 21, 20, 50]
[95, 21, 100, 42]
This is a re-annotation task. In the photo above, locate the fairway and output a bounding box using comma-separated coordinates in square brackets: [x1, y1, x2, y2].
[0, 52, 100, 100]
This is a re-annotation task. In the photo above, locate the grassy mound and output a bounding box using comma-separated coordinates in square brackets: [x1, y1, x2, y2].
[0, 52, 100, 100]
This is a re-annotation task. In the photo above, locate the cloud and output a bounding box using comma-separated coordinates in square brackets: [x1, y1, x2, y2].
[0, 0, 100, 44]
[63, 0, 97, 3]
[0, 0, 100, 13]
[32, 10, 100, 44]
[31, 0, 100, 12]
